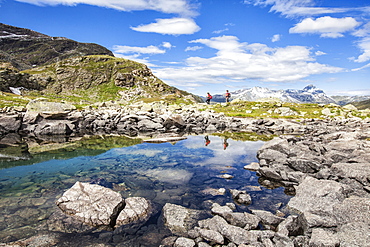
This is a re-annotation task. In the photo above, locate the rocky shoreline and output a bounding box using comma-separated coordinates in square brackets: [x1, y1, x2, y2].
[0, 100, 370, 246]
[0, 99, 368, 138]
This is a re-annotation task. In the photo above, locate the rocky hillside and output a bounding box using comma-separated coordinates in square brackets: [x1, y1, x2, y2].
[352, 98, 370, 110]
[0, 23, 113, 70]
[0, 62, 41, 93]
[20, 55, 200, 103]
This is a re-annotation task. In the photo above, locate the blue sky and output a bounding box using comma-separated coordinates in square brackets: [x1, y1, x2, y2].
[1, 0, 370, 96]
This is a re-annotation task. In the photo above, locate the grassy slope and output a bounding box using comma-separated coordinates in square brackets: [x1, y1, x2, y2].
[1, 91, 369, 120]
[15, 55, 201, 107]
[201, 101, 370, 119]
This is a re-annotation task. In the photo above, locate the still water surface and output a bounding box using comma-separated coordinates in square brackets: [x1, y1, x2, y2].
[0, 135, 292, 243]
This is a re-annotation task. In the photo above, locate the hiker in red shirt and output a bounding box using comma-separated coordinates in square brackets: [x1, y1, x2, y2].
[225, 90, 231, 103]
[206, 92, 212, 104]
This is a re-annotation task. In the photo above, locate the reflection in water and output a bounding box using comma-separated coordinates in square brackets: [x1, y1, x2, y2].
[0, 135, 292, 244]
[223, 138, 229, 150]
[0, 135, 142, 170]
[204, 135, 211, 146]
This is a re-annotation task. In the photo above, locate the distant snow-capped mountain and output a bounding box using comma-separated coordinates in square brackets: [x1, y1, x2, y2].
[211, 85, 336, 104]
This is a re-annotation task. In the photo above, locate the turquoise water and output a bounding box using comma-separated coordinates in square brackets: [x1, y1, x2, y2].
[0, 135, 292, 243]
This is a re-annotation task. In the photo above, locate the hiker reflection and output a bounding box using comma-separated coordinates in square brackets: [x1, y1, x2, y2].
[205, 136, 211, 146]
[223, 139, 229, 150]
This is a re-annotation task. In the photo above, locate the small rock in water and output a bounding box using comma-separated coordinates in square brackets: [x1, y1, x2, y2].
[218, 188, 226, 194]
[229, 189, 252, 205]
[201, 188, 227, 196]
[220, 174, 234, 179]
[89, 177, 112, 188]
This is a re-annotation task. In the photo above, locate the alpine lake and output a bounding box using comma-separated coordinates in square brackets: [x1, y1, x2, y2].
[0, 132, 293, 244]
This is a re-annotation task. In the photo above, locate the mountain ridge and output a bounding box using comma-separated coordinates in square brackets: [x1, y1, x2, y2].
[0, 23, 114, 70]
[210, 85, 370, 106]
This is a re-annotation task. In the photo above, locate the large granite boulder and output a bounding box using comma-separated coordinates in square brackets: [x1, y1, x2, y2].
[333, 196, 370, 225]
[331, 163, 370, 186]
[0, 114, 22, 134]
[211, 203, 260, 230]
[163, 114, 186, 130]
[26, 100, 76, 119]
[33, 120, 74, 135]
[336, 222, 370, 247]
[56, 181, 153, 230]
[287, 176, 348, 228]
[137, 118, 164, 132]
[20, 100, 78, 135]
[198, 215, 258, 245]
[56, 181, 124, 228]
[162, 203, 208, 237]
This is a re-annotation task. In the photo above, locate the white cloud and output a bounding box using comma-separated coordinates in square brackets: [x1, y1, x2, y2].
[351, 22, 370, 63]
[185, 46, 203, 52]
[189, 36, 246, 53]
[112, 43, 172, 66]
[289, 16, 360, 38]
[154, 35, 343, 87]
[353, 37, 370, 63]
[131, 17, 200, 35]
[163, 61, 182, 65]
[244, 0, 357, 17]
[112, 45, 165, 54]
[271, 34, 281, 42]
[17, 0, 201, 37]
[244, 1, 370, 66]
[15, 0, 197, 16]
[213, 28, 229, 34]
[352, 62, 370, 71]
[315, 51, 326, 56]
[161, 42, 173, 49]
[353, 22, 370, 37]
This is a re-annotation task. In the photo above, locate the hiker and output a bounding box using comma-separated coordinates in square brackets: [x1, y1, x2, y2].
[206, 92, 212, 104]
[225, 90, 231, 103]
